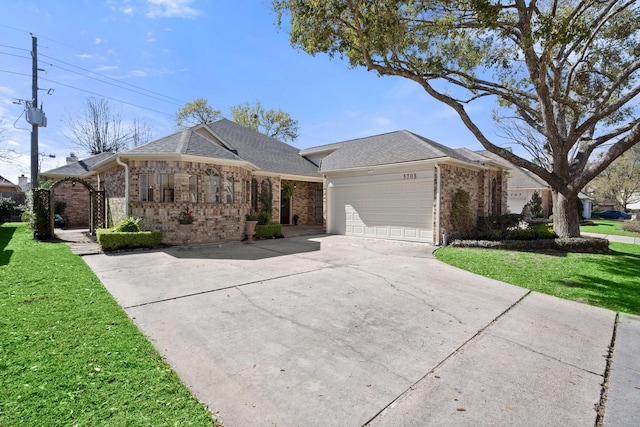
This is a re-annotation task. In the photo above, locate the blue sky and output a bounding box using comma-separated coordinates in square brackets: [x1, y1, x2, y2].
[0, 0, 500, 185]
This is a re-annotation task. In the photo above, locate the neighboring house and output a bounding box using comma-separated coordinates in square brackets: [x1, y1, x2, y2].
[0, 175, 21, 193]
[42, 119, 323, 244]
[473, 150, 554, 217]
[301, 131, 509, 244]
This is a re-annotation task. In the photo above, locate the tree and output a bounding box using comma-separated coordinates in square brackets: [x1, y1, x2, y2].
[174, 98, 223, 128]
[273, 0, 640, 237]
[66, 97, 130, 154]
[129, 117, 156, 147]
[592, 147, 640, 210]
[231, 101, 299, 143]
[0, 117, 19, 164]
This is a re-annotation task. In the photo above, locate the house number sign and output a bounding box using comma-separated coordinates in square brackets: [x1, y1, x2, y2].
[403, 173, 417, 180]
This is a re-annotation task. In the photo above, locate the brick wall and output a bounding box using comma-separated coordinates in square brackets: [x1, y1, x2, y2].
[436, 164, 508, 240]
[52, 177, 99, 228]
[281, 180, 324, 225]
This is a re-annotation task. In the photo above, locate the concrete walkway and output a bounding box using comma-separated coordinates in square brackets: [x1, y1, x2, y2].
[582, 231, 640, 245]
[71, 233, 640, 426]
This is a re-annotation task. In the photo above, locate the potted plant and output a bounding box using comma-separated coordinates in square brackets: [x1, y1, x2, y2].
[175, 207, 195, 244]
[245, 212, 259, 242]
[293, 214, 299, 225]
[282, 182, 295, 199]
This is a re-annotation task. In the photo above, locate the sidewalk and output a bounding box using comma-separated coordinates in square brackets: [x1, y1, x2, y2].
[582, 231, 640, 245]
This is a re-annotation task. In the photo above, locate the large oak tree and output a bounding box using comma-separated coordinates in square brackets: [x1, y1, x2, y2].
[273, 0, 640, 237]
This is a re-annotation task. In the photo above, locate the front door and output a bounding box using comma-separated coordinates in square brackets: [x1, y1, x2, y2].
[281, 192, 291, 224]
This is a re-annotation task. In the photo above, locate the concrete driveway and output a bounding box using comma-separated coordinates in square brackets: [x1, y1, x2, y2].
[82, 235, 621, 426]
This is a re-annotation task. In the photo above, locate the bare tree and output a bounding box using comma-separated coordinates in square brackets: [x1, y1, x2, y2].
[0, 117, 19, 164]
[129, 117, 156, 147]
[65, 97, 130, 154]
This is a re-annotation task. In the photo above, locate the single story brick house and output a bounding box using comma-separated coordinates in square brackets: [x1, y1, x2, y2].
[301, 131, 509, 244]
[43, 123, 510, 245]
[42, 119, 323, 244]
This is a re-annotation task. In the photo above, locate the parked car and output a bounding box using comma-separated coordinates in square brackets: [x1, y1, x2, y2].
[54, 214, 65, 228]
[595, 210, 631, 220]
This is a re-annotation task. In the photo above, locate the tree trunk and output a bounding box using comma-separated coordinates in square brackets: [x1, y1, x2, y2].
[552, 190, 581, 238]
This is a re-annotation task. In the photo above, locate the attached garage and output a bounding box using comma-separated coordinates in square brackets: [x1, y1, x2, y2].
[327, 167, 434, 243]
[301, 129, 510, 244]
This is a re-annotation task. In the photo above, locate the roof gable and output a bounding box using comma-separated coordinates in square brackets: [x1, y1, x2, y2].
[42, 152, 115, 177]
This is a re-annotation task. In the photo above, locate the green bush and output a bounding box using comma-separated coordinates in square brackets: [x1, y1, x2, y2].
[451, 189, 474, 238]
[449, 237, 610, 253]
[113, 216, 141, 232]
[97, 229, 162, 250]
[257, 211, 271, 225]
[505, 227, 557, 240]
[255, 223, 283, 239]
[474, 213, 522, 240]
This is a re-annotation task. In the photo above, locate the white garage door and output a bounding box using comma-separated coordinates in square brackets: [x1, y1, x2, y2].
[328, 179, 433, 243]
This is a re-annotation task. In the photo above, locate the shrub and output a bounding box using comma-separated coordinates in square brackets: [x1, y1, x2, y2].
[257, 211, 271, 225]
[621, 221, 640, 234]
[524, 191, 544, 218]
[113, 216, 141, 232]
[54, 200, 67, 215]
[97, 229, 163, 250]
[505, 228, 557, 240]
[449, 237, 610, 253]
[451, 188, 474, 238]
[255, 223, 283, 239]
[474, 213, 521, 240]
[246, 212, 260, 221]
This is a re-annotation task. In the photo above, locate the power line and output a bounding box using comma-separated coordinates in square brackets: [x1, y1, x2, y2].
[0, 69, 30, 77]
[39, 56, 185, 107]
[39, 76, 174, 117]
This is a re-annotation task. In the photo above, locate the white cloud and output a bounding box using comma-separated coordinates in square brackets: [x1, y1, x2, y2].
[94, 65, 119, 72]
[95, 38, 106, 45]
[0, 86, 15, 96]
[147, 31, 156, 42]
[146, 0, 202, 19]
[128, 70, 148, 77]
[121, 6, 134, 15]
[75, 53, 94, 60]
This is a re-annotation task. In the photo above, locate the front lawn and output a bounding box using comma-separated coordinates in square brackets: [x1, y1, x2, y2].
[580, 219, 640, 237]
[435, 242, 640, 315]
[0, 223, 216, 426]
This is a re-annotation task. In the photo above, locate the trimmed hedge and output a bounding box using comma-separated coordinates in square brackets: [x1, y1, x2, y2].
[255, 223, 283, 239]
[97, 229, 163, 250]
[449, 237, 610, 253]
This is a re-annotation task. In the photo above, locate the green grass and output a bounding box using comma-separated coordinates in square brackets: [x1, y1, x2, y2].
[0, 223, 216, 426]
[435, 242, 640, 315]
[580, 219, 640, 237]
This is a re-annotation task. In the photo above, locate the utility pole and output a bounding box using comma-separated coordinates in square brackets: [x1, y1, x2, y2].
[30, 35, 39, 189]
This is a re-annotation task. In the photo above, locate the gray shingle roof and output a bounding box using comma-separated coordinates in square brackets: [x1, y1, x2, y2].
[207, 119, 320, 177]
[42, 152, 115, 177]
[319, 130, 475, 171]
[128, 128, 241, 161]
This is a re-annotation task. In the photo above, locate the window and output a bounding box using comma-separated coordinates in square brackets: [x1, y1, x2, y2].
[139, 174, 154, 202]
[205, 168, 220, 203]
[160, 173, 174, 202]
[226, 177, 234, 204]
[244, 180, 251, 204]
[189, 175, 198, 202]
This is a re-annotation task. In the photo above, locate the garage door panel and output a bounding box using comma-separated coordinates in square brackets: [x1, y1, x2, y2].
[330, 180, 433, 243]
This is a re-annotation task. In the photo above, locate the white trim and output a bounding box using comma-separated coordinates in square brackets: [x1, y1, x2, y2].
[116, 156, 129, 217]
[435, 163, 441, 246]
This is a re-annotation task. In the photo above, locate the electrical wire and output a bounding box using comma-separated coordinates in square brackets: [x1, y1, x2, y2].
[38, 76, 174, 117]
[39, 57, 185, 106]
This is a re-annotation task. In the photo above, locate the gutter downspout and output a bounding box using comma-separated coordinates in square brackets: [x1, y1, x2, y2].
[116, 156, 129, 217]
[434, 163, 441, 245]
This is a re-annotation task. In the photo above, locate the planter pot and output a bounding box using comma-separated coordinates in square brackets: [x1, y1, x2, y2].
[176, 223, 193, 245]
[245, 220, 258, 242]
